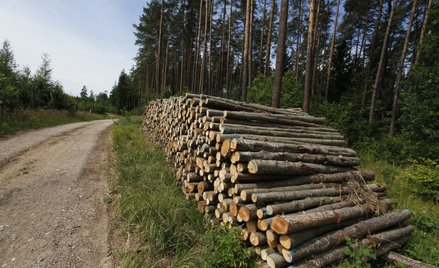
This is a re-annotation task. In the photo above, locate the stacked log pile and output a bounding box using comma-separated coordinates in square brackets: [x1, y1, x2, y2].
[143, 94, 413, 268]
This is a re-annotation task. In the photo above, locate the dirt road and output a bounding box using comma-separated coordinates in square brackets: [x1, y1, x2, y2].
[0, 120, 114, 268]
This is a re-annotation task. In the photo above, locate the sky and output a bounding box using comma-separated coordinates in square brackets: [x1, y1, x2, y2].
[0, 0, 147, 96]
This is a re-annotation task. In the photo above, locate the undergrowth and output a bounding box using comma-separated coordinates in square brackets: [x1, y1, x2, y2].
[359, 152, 439, 266]
[111, 117, 255, 267]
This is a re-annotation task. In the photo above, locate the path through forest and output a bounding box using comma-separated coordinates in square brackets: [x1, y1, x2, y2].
[0, 120, 114, 267]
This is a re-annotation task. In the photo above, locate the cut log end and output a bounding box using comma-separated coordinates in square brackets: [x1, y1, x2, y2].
[271, 215, 289, 235]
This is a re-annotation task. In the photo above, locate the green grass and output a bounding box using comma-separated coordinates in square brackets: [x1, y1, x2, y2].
[0, 109, 112, 136]
[111, 117, 255, 268]
[359, 153, 439, 266]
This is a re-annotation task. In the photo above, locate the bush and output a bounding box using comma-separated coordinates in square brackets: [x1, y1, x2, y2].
[401, 159, 439, 202]
[247, 70, 303, 108]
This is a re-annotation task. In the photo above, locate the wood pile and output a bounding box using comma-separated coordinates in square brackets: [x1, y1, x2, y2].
[143, 94, 413, 268]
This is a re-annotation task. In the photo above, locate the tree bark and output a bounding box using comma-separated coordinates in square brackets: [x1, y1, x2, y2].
[233, 171, 374, 191]
[192, 0, 204, 93]
[264, 0, 275, 76]
[199, 0, 209, 94]
[248, 159, 352, 176]
[229, 139, 358, 157]
[241, 0, 252, 101]
[369, 0, 396, 124]
[259, 0, 267, 73]
[389, 0, 417, 136]
[155, 0, 164, 94]
[272, 0, 289, 108]
[415, 0, 433, 65]
[251, 186, 351, 204]
[324, 0, 340, 101]
[295, 0, 304, 83]
[277, 210, 411, 262]
[384, 251, 438, 268]
[361, 0, 383, 109]
[225, 0, 233, 98]
[303, 0, 317, 113]
[232, 151, 359, 167]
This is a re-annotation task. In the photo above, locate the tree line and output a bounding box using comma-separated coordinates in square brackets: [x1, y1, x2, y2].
[0, 40, 127, 117]
[122, 0, 437, 158]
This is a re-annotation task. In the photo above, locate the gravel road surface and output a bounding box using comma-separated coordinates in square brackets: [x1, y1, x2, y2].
[0, 120, 114, 267]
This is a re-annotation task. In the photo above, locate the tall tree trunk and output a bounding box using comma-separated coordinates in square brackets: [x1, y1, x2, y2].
[219, 0, 227, 96]
[248, 0, 254, 88]
[295, 0, 304, 84]
[303, 0, 317, 113]
[359, 13, 370, 67]
[156, 0, 164, 94]
[162, 42, 169, 94]
[241, 0, 252, 101]
[208, 1, 213, 95]
[324, 0, 340, 101]
[264, 0, 275, 76]
[311, 0, 321, 98]
[259, 0, 267, 73]
[369, 0, 396, 124]
[199, 0, 210, 94]
[361, 0, 383, 109]
[271, 0, 289, 108]
[415, 0, 432, 65]
[389, 0, 417, 136]
[226, 0, 233, 98]
[192, 0, 204, 93]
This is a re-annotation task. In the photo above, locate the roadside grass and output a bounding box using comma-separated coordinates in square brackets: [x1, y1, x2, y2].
[0, 109, 112, 136]
[359, 153, 439, 266]
[111, 117, 255, 268]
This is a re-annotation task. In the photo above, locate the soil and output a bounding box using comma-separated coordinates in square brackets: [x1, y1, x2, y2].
[0, 120, 116, 268]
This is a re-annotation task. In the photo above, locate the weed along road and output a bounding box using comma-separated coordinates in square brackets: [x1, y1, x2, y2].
[0, 120, 114, 267]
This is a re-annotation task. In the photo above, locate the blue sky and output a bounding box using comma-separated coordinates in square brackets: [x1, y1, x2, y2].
[0, 0, 147, 96]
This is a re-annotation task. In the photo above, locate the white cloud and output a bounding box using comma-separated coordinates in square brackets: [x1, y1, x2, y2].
[0, 0, 142, 96]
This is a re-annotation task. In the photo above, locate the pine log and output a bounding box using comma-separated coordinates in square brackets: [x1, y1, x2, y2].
[248, 160, 353, 176]
[279, 218, 361, 249]
[281, 210, 411, 262]
[266, 196, 343, 216]
[266, 252, 289, 268]
[252, 186, 350, 204]
[230, 138, 357, 157]
[238, 204, 259, 222]
[383, 251, 438, 268]
[271, 204, 375, 234]
[293, 226, 415, 267]
[223, 110, 325, 127]
[261, 248, 276, 261]
[220, 123, 343, 139]
[258, 217, 273, 231]
[241, 183, 342, 201]
[250, 231, 267, 246]
[232, 150, 360, 166]
[220, 126, 346, 146]
[234, 171, 374, 191]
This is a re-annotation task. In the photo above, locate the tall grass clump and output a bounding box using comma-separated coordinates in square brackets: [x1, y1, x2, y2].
[112, 117, 255, 267]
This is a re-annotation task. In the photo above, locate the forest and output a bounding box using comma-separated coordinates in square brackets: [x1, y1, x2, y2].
[124, 0, 438, 264]
[121, 0, 438, 159]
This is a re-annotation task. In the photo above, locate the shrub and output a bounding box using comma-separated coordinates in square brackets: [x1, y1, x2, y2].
[401, 159, 439, 202]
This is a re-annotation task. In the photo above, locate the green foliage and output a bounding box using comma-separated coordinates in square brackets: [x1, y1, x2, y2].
[112, 118, 256, 267]
[400, 159, 439, 202]
[247, 70, 303, 108]
[359, 156, 439, 266]
[338, 237, 376, 268]
[201, 226, 255, 268]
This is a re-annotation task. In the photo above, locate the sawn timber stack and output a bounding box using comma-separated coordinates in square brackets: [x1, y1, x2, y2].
[142, 94, 412, 268]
